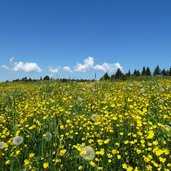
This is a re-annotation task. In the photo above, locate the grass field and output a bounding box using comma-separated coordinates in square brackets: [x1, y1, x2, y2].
[0, 79, 171, 171]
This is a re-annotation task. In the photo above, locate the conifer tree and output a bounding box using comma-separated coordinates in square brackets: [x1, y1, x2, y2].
[100, 72, 110, 80]
[146, 67, 151, 76]
[126, 70, 131, 77]
[141, 66, 146, 76]
[169, 67, 171, 76]
[153, 65, 161, 76]
[133, 69, 140, 76]
[115, 68, 124, 79]
[161, 69, 167, 76]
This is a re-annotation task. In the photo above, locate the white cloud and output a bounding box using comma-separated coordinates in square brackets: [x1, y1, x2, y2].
[74, 56, 94, 72]
[2, 58, 42, 73]
[84, 57, 94, 66]
[94, 62, 123, 73]
[63, 66, 72, 72]
[2, 65, 10, 70]
[49, 67, 59, 74]
[13, 61, 42, 72]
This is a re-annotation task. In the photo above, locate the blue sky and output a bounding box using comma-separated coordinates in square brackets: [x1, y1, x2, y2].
[0, 0, 171, 81]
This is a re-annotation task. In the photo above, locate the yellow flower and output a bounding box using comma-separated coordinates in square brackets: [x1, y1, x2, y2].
[78, 166, 83, 170]
[59, 149, 66, 156]
[54, 159, 61, 163]
[5, 160, 10, 165]
[143, 155, 151, 163]
[89, 161, 96, 167]
[97, 139, 103, 145]
[122, 163, 128, 169]
[97, 166, 103, 170]
[24, 159, 30, 166]
[117, 155, 121, 159]
[16, 150, 20, 155]
[112, 149, 117, 155]
[146, 165, 152, 171]
[29, 153, 35, 158]
[155, 149, 164, 156]
[104, 139, 110, 144]
[159, 157, 166, 163]
[96, 148, 105, 155]
[108, 159, 112, 163]
[127, 166, 133, 171]
[164, 148, 169, 155]
[147, 130, 154, 139]
[43, 162, 49, 169]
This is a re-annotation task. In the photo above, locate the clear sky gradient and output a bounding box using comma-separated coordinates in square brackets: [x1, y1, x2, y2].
[0, 0, 171, 81]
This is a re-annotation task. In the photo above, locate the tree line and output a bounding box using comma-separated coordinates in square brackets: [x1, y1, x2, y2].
[100, 65, 171, 80]
[5, 65, 171, 82]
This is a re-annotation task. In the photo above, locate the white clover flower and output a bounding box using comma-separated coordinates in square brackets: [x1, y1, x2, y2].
[90, 114, 100, 122]
[79, 146, 95, 161]
[0, 141, 6, 149]
[12, 136, 24, 145]
[44, 132, 52, 141]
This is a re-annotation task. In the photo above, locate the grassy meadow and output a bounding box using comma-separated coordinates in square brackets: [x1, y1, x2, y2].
[0, 79, 171, 171]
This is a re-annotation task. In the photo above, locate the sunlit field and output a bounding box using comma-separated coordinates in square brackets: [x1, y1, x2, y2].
[0, 79, 171, 171]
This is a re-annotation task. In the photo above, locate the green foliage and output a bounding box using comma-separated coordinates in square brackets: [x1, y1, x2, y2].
[146, 67, 151, 76]
[153, 65, 161, 76]
[43, 75, 50, 80]
[0, 80, 171, 170]
[100, 72, 110, 80]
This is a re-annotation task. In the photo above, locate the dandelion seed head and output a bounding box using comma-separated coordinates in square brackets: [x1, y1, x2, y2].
[79, 146, 95, 161]
[163, 124, 171, 136]
[90, 114, 100, 122]
[12, 136, 23, 145]
[0, 141, 6, 149]
[44, 132, 52, 141]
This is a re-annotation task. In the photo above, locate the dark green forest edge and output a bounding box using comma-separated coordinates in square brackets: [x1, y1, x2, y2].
[4, 65, 171, 83]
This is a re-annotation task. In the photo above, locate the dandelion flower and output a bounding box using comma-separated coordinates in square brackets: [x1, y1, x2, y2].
[0, 141, 6, 149]
[12, 136, 23, 145]
[80, 146, 95, 161]
[43, 132, 52, 141]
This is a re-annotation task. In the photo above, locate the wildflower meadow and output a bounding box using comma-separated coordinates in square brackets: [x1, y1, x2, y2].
[0, 79, 171, 171]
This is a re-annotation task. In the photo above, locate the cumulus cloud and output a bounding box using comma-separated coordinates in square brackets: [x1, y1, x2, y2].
[2, 56, 124, 78]
[2, 58, 42, 73]
[63, 66, 72, 72]
[13, 61, 42, 72]
[74, 56, 94, 72]
[49, 67, 59, 74]
[94, 62, 123, 73]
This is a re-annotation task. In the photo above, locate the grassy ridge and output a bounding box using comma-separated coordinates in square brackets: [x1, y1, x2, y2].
[0, 79, 171, 170]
